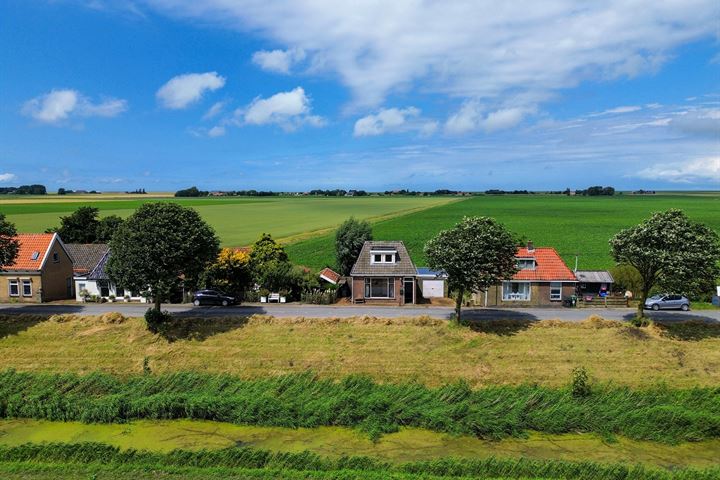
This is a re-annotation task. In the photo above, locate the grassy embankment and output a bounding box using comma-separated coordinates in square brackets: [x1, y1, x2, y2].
[286, 193, 720, 270]
[0, 195, 458, 247]
[1, 313, 718, 388]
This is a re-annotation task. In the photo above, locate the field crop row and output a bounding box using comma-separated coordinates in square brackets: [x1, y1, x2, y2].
[0, 370, 718, 444]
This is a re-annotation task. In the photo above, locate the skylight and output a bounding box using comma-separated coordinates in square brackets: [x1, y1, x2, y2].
[30, 251, 40, 260]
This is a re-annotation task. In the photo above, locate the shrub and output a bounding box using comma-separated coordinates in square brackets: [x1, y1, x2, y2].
[571, 367, 591, 398]
[144, 308, 173, 334]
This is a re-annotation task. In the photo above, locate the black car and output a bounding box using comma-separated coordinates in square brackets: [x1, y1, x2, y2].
[192, 289, 236, 306]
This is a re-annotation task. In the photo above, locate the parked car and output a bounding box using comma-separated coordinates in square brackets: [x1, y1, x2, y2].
[644, 294, 690, 311]
[192, 289, 236, 306]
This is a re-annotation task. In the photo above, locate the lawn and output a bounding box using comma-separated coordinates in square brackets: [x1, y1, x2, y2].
[1, 313, 718, 388]
[0, 195, 459, 246]
[286, 193, 720, 270]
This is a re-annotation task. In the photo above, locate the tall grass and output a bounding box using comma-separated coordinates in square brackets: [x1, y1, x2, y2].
[0, 370, 718, 443]
[0, 442, 717, 480]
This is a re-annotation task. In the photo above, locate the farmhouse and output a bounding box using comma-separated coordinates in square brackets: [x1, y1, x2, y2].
[0, 233, 73, 302]
[66, 244, 145, 302]
[350, 240, 418, 305]
[473, 242, 577, 307]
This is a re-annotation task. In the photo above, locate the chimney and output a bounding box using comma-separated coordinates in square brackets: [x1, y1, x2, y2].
[527, 241, 535, 253]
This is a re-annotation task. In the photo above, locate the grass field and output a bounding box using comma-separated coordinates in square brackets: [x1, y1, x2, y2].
[286, 193, 720, 270]
[1, 313, 718, 388]
[0, 195, 458, 246]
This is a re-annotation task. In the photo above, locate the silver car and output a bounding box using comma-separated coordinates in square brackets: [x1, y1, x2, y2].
[644, 294, 690, 311]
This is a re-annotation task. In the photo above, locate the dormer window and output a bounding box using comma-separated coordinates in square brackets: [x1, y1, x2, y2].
[517, 258, 535, 270]
[370, 249, 397, 263]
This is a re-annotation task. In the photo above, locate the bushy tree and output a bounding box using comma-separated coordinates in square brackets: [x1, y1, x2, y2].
[335, 217, 372, 275]
[95, 215, 124, 243]
[0, 214, 19, 269]
[609, 264, 643, 295]
[610, 209, 720, 319]
[106, 203, 220, 313]
[202, 248, 252, 298]
[51, 206, 100, 243]
[425, 216, 518, 322]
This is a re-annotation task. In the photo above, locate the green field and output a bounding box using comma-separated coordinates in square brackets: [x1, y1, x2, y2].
[286, 193, 720, 269]
[0, 195, 458, 246]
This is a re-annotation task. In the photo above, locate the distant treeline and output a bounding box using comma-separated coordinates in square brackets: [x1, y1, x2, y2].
[485, 189, 533, 195]
[0, 184, 46, 195]
[174, 187, 471, 197]
[57, 188, 101, 195]
[576, 186, 616, 196]
[175, 187, 280, 197]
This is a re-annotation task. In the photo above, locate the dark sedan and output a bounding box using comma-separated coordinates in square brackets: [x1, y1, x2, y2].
[192, 289, 236, 306]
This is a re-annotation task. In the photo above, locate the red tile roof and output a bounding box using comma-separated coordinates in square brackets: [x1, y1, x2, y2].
[319, 267, 341, 284]
[2, 233, 57, 271]
[512, 247, 577, 282]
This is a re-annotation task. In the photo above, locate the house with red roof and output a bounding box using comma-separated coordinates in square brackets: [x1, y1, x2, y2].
[0, 233, 74, 302]
[473, 242, 577, 307]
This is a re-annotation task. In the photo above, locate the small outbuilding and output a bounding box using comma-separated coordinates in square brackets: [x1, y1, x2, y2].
[575, 270, 614, 296]
[416, 267, 447, 298]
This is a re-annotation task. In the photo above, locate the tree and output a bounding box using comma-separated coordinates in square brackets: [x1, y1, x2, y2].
[335, 217, 372, 275]
[610, 209, 720, 320]
[609, 264, 643, 295]
[106, 202, 220, 313]
[249, 233, 290, 288]
[424, 216, 518, 322]
[0, 214, 19, 269]
[202, 248, 253, 298]
[52, 206, 100, 243]
[95, 215, 124, 243]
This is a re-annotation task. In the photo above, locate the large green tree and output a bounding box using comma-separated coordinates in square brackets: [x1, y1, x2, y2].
[335, 217, 372, 275]
[95, 215, 124, 243]
[610, 209, 720, 319]
[0, 214, 19, 269]
[106, 203, 220, 312]
[424, 216, 518, 322]
[48, 207, 124, 243]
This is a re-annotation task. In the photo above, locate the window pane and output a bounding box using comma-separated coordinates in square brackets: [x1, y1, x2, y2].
[9, 281, 19, 296]
[385, 254, 393, 262]
[116, 287, 125, 297]
[389, 279, 395, 298]
[370, 278, 389, 297]
[373, 254, 381, 263]
[22, 280, 32, 296]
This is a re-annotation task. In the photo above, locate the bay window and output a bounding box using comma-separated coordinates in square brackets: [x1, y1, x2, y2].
[502, 281, 530, 301]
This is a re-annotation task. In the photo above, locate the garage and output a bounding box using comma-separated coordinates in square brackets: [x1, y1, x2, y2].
[416, 267, 447, 299]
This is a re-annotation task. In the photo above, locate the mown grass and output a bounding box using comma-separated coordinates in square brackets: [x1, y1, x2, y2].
[1, 314, 719, 388]
[1, 370, 718, 444]
[0, 442, 717, 480]
[1, 195, 457, 246]
[286, 193, 720, 269]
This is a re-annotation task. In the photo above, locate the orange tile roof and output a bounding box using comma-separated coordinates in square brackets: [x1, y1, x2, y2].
[512, 247, 577, 282]
[319, 267, 341, 284]
[2, 234, 56, 271]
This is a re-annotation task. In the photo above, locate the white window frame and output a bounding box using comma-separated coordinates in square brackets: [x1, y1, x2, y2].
[516, 258, 536, 270]
[550, 282, 562, 301]
[21, 279, 32, 297]
[8, 280, 19, 297]
[370, 250, 396, 264]
[502, 281, 531, 301]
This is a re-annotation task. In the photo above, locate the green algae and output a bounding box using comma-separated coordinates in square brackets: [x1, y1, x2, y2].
[0, 419, 718, 469]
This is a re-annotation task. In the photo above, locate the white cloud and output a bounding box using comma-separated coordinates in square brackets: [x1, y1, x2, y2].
[354, 107, 437, 137]
[156, 72, 225, 109]
[591, 105, 643, 116]
[238, 87, 324, 130]
[252, 48, 305, 74]
[21, 89, 127, 124]
[202, 101, 226, 120]
[445, 103, 529, 134]
[207, 125, 226, 137]
[0, 173, 17, 182]
[634, 157, 720, 183]
[145, 1, 718, 109]
[670, 108, 720, 137]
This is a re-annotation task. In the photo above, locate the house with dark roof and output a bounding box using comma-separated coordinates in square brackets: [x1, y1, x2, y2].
[67, 244, 145, 302]
[0, 233, 74, 302]
[349, 241, 418, 305]
[473, 242, 578, 307]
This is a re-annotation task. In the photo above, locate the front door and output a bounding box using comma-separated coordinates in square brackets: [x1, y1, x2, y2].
[403, 278, 414, 304]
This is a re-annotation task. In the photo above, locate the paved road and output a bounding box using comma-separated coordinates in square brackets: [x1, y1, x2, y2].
[0, 302, 718, 323]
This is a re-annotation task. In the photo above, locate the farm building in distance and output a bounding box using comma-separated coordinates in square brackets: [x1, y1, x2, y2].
[0, 233, 73, 302]
[473, 242, 577, 307]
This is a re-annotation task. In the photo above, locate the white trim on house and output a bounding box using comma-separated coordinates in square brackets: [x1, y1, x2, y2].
[502, 281, 531, 301]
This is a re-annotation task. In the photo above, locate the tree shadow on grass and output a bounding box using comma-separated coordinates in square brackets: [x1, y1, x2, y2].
[159, 315, 250, 342]
[653, 320, 720, 342]
[0, 305, 84, 339]
[461, 308, 539, 336]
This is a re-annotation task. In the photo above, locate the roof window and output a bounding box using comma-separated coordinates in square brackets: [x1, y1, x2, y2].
[30, 251, 40, 260]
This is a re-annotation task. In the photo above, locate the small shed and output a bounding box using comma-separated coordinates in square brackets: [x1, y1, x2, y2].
[416, 267, 447, 298]
[575, 270, 614, 295]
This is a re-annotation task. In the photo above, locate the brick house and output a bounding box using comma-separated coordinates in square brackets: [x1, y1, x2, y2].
[0, 233, 74, 302]
[350, 241, 418, 305]
[473, 242, 577, 307]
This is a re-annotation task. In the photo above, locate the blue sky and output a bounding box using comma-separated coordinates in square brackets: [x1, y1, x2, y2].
[1, 0, 719, 192]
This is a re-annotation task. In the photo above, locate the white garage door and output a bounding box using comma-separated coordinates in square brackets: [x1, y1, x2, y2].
[422, 280, 445, 298]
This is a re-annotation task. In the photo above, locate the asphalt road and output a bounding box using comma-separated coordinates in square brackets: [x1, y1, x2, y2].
[0, 302, 718, 323]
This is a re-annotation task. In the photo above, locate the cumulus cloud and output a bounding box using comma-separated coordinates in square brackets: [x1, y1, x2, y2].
[202, 101, 226, 120]
[238, 87, 324, 130]
[634, 157, 720, 184]
[207, 125, 226, 137]
[445, 102, 529, 134]
[354, 107, 437, 137]
[252, 48, 305, 74]
[156, 72, 225, 109]
[21, 89, 127, 124]
[0, 173, 17, 182]
[145, 1, 718, 108]
[670, 108, 720, 137]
